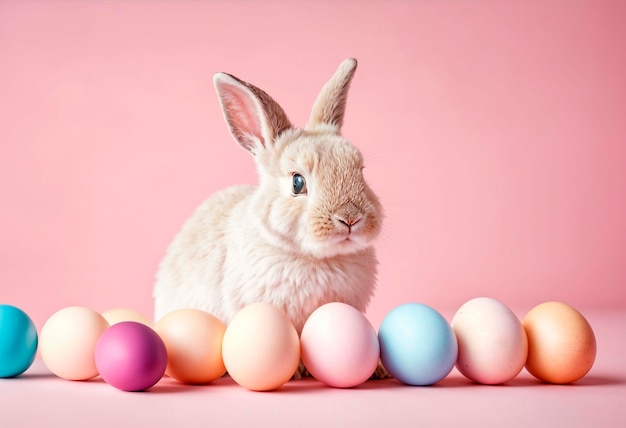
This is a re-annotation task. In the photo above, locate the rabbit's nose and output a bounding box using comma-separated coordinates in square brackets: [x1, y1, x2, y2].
[337, 216, 361, 227]
[334, 213, 362, 234]
[336, 202, 362, 228]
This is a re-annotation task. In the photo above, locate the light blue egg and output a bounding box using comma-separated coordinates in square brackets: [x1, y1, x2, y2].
[378, 303, 457, 385]
[0, 304, 38, 378]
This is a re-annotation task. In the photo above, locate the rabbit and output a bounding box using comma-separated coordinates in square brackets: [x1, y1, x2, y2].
[153, 59, 384, 373]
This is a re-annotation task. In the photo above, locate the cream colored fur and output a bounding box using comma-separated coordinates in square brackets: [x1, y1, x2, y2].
[153, 59, 383, 336]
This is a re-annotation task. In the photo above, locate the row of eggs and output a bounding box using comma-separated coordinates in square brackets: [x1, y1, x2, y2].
[0, 298, 596, 392]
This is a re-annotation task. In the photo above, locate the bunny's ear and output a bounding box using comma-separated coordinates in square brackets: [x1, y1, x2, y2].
[213, 73, 293, 153]
[306, 58, 358, 131]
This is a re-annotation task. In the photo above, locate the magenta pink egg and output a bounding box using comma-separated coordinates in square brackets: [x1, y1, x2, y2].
[95, 321, 167, 392]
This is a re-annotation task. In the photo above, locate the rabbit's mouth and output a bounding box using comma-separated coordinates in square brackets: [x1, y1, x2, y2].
[301, 228, 372, 259]
[330, 226, 371, 249]
[341, 226, 362, 242]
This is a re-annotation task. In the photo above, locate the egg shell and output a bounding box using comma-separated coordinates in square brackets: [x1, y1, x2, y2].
[378, 303, 458, 386]
[300, 302, 379, 388]
[102, 308, 153, 328]
[39, 306, 110, 380]
[155, 308, 226, 384]
[0, 305, 38, 378]
[95, 321, 168, 391]
[523, 301, 596, 384]
[452, 297, 528, 384]
[222, 303, 300, 391]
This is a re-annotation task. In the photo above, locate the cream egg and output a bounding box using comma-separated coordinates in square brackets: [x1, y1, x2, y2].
[39, 306, 110, 380]
[452, 297, 528, 384]
[102, 308, 153, 328]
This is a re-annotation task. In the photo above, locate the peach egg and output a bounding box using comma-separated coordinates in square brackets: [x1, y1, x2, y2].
[523, 301, 596, 384]
[39, 306, 110, 380]
[222, 303, 300, 391]
[155, 308, 226, 384]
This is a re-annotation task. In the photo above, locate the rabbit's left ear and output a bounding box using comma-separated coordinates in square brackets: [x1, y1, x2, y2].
[214, 72, 292, 153]
[306, 58, 358, 131]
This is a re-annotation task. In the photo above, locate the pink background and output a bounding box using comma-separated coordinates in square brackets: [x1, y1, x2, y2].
[2, 2, 626, 427]
[1, 0, 625, 331]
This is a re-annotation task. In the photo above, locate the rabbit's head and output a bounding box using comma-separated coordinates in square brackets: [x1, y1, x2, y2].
[213, 59, 382, 259]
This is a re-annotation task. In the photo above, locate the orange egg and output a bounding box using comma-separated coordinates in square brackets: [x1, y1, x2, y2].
[155, 309, 226, 384]
[523, 302, 596, 384]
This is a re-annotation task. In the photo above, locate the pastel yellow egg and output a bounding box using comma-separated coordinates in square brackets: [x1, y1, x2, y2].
[155, 309, 226, 384]
[222, 303, 300, 391]
[523, 301, 596, 384]
[102, 308, 153, 328]
[39, 306, 110, 380]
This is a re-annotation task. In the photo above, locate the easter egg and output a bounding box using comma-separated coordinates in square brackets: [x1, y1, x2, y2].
[452, 297, 528, 384]
[155, 308, 226, 384]
[222, 303, 300, 391]
[378, 303, 457, 386]
[39, 306, 109, 380]
[0, 305, 38, 378]
[102, 308, 153, 328]
[95, 321, 168, 391]
[523, 301, 596, 384]
[300, 302, 379, 388]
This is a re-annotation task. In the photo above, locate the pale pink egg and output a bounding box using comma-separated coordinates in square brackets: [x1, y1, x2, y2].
[39, 306, 110, 380]
[155, 308, 226, 384]
[452, 297, 528, 384]
[102, 308, 153, 328]
[222, 303, 300, 391]
[300, 302, 379, 388]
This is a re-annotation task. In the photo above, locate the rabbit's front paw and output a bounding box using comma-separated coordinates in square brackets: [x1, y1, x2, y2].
[370, 361, 390, 380]
[292, 361, 311, 380]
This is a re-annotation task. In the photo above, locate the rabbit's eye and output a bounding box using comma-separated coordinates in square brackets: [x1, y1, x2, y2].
[292, 173, 307, 195]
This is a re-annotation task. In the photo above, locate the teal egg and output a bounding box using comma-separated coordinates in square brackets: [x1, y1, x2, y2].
[0, 304, 38, 378]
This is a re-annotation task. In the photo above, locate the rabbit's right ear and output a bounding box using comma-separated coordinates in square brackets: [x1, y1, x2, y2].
[213, 73, 293, 154]
[306, 58, 358, 132]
